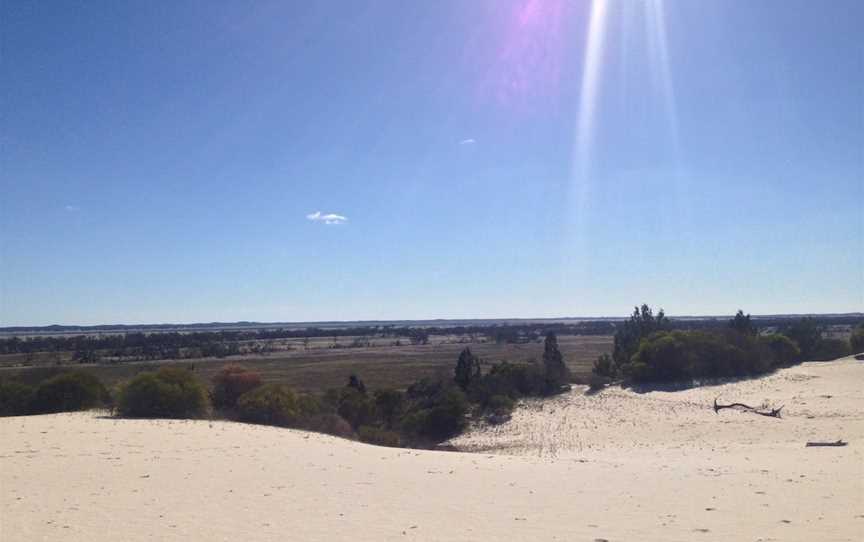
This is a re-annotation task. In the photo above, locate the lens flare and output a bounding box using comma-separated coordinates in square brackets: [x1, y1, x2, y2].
[567, 0, 609, 257]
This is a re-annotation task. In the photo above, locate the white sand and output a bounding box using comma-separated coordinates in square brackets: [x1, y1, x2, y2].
[2, 358, 862, 541]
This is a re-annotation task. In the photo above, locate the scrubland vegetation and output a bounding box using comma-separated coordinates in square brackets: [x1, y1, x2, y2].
[1, 312, 860, 450]
[592, 306, 860, 385]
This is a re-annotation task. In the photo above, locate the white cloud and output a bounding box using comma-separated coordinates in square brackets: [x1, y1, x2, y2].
[64, 205, 80, 212]
[306, 211, 348, 225]
[459, 138, 476, 145]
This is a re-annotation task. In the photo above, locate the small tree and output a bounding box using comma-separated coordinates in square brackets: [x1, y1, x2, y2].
[454, 347, 481, 391]
[612, 304, 670, 370]
[729, 310, 757, 336]
[592, 353, 615, 378]
[542, 332, 569, 391]
[783, 318, 822, 359]
[347, 374, 366, 394]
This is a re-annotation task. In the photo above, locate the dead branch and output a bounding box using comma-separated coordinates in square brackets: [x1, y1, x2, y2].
[713, 397, 784, 418]
[805, 440, 847, 447]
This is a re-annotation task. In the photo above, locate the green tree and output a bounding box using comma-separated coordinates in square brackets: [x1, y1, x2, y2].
[542, 332, 569, 391]
[783, 318, 822, 359]
[592, 353, 615, 378]
[347, 374, 366, 394]
[729, 310, 757, 336]
[454, 347, 481, 391]
[612, 304, 670, 369]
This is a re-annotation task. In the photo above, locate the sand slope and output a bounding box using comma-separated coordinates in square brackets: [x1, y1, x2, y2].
[2, 358, 862, 541]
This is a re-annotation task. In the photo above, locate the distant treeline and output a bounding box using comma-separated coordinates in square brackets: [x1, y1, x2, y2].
[2, 315, 861, 362]
[0, 322, 616, 358]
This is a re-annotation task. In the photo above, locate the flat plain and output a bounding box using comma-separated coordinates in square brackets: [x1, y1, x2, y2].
[0, 334, 612, 392]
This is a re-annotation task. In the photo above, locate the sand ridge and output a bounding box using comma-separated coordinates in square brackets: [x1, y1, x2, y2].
[2, 358, 862, 541]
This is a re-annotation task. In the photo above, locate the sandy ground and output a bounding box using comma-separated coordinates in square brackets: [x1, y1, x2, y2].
[2, 358, 862, 541]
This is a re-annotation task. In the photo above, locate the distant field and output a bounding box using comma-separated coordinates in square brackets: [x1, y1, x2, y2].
[0, 335, 612, 393]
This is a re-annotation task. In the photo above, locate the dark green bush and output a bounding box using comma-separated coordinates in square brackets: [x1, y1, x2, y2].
[117, 367, 210, 418]
[477, 362, 545, 400]
[236, 384, 298, 426]
[851, 324, 864, 353]
[0, 379, 35, 416]
[211, 364, 262, 408]
[759, 334, 800, 366]
[624, 330, 773, 383]
[592, 353, 615, 378]
[337, 388, 377, 429]
[374, 389, 405, 429]
[812, 338, 852, 361]
[400, 383, 468, 441]
[30, 371, 110, 414]
[357, 425, 401, 447]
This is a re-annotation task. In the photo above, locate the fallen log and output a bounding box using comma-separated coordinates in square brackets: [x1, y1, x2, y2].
[805, 440, 847, 447]
[713, 397, 784, 418]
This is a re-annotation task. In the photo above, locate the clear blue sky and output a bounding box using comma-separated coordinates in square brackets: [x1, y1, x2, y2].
[1, 0, 862, 326]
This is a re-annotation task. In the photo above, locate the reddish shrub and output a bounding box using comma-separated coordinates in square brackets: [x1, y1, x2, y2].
[211, 365, 262, 409]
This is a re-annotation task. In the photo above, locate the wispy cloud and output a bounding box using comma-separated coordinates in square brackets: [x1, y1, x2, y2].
[459, 138, 476, 145]
[64, 205, 80, 212]
[306, 211, 348, 225]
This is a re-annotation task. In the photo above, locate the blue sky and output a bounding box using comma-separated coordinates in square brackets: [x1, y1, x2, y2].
[1, 0, 862, 326]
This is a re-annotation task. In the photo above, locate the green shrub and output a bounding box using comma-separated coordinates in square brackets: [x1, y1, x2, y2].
[302, 413, 355, 439]
[759, 334, 801, 366]
[477, 362, 545, 400]
[357, 425, 401, 447]
[117, 367, 210, 418]
[812, 338, 852, 361]
[624, 330, 770, 382]
[236, 384, 299, 426]
[592, 353, 615, 378]
[0, 379, 35, 416]
[400, 383, 468, 441]
[374, 389, 405, 429]
[851, 324, 864, 353]
[211, 364, 262, 409]
[30, 371, 110, 414]
[337, 388, 378, 429]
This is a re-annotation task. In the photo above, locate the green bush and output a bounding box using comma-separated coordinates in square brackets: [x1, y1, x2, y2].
[374, 389, 405, 429]
[477, 362, 545, 400]
[811, 338, 851, 361]
[851, 324, 864, 353]
[592, 354, 615, 378]
[759, 334, 800, 366]
[30, 371, 110, 414]
[401, 383, 468, 441]
[211, 364, 262, 408]
[236, 384, 299, 426]
[302, 413, 355, 439]
[624, 330, 772, 383]
[0, 379, 35, 416]
[357, 425, 401, 447]
[117, 367, 210, 418]
[337, 388, 377, 429]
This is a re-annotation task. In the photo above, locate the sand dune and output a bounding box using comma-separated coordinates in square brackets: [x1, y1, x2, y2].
[2, 358, 862, 541]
